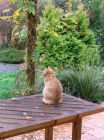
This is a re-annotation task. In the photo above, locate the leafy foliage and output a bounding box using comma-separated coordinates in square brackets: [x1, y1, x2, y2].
[11, 0, 35, 15]
[10, 4, 27, 49]
[57, 66, 104, 102]
[0, 48, 24, 64]
[10, 0, 36, 49]
[10, 0, 69, 48]
[82, 0, 104, 60]
[34, 4, 100, 68]
[53, 0, 68, 10]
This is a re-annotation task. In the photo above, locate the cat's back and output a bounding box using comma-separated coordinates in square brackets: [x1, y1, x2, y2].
[46, 76, 63, 93]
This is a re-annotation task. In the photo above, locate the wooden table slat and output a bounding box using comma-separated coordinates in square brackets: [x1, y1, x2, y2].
[0, 94, 103, 139]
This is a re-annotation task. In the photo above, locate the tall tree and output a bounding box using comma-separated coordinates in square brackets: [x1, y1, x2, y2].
[10, 0, 68, 95]
[27, 0, 38, 94]
[10, 0, 38, 94]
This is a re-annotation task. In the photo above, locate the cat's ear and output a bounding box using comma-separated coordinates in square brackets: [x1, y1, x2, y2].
[44, 67, 47, 70]
[48, 66, 51, 69]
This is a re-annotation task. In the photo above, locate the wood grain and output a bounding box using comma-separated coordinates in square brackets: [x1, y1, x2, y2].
[0, 94, 103, 139]
[45, 127, 53, 140]
[72, 118, 82, 140]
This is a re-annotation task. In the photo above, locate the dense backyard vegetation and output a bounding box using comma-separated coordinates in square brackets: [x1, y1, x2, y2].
[0, 0, 104, 102]
[0, 48, 24, 64]
[34, 4, 100, 68]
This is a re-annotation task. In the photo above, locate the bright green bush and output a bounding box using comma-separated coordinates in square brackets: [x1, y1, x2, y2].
[0, 48, 25, 64]
[57, 66, 104, 102]
[34, 4, 100, 69]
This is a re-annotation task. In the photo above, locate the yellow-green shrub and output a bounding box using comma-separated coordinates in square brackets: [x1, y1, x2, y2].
[33, 4, 100, 69]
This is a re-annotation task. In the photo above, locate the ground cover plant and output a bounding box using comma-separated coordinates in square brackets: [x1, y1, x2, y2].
[0, 48, 25, 64]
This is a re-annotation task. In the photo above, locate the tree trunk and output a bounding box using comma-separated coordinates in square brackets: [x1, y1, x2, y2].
[26, 0, 38, 95]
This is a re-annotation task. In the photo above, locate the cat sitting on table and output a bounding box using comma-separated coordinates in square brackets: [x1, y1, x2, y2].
[42, 67, 63, 105]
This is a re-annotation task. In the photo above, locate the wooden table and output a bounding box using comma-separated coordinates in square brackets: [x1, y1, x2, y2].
[0, 94, 104, 140]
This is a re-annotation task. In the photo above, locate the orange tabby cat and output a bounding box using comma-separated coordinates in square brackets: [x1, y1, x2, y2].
[42, 67, 63, 105]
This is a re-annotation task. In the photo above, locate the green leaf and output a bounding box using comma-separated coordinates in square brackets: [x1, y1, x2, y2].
[16, 0, 24, 8]
[27, 1, 35, 15]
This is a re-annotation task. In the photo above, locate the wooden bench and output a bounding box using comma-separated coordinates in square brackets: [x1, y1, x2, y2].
[0, 94, 104, 140]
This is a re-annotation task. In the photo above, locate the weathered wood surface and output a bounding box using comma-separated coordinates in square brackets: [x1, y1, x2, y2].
[72, 118, 82, 140]
[0, 94, 103, 139]
[45, 127, 53, 140]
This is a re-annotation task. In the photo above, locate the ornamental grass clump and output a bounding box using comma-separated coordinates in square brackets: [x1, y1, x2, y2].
[57, 66, 104, 102]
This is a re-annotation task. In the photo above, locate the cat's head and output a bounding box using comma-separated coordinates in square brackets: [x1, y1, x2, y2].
[43, 66, 54, 77]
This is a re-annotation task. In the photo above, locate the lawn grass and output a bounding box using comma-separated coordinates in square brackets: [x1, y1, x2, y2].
[0, 70, 43, 100]
[0, 72, 17, 99]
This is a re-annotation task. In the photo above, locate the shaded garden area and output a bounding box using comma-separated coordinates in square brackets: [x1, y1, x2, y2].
[0, 0, 104, 103]
[0, 0, 104, 140]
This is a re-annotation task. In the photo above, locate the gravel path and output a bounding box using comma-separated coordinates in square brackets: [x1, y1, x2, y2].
[0, 63, 21, 72]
